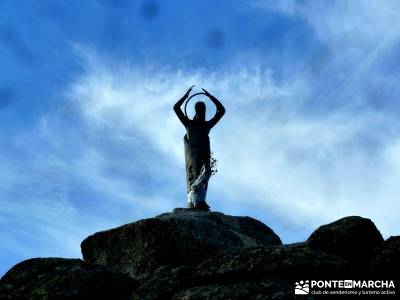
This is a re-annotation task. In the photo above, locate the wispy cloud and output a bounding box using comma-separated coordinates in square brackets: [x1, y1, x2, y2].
[67, 45, 400, 242]
[2, 0, 400, 277]
[249, 0, 400, 110]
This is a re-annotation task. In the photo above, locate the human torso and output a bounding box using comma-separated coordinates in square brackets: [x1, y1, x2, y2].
[185, 121, 211, 148]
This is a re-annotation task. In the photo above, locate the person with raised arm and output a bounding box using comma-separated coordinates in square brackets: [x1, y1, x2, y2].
[174, 86, 225, 210]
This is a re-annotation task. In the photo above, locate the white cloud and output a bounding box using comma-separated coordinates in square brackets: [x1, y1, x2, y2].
[250, 0, 400, 43]
[2, 4, 398, 273]
[0, 148, 84, 257]
[67, 47, 400, 241]
[4, 0, 399, 277]
[249, 0, 400, 100]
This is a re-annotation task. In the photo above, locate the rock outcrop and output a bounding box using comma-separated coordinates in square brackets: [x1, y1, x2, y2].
[371, 235, 400, 274]
[81, 208, 282, 278]
[130, 243, 350, 299]
[0, 258, 136, 300]
[1, 210, 398, 299]
[306, 216, 384, 269]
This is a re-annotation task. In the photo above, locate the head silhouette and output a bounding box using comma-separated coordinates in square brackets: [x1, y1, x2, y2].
[194, 101, 206, 121]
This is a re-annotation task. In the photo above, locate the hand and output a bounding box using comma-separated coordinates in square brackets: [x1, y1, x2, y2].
[184, 85, 195, 97]
[202, 88, 213, 97]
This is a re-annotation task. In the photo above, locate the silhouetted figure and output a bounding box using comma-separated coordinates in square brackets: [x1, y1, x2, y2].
[174, 86, 225, 210]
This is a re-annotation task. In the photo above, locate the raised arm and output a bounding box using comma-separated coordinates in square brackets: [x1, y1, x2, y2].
[202, 88, 225, 128]
[174, 86, 194, 127]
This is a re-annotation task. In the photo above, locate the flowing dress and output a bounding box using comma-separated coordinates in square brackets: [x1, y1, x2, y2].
[183, 120, 212, 193]
[174, 93, 225, 207]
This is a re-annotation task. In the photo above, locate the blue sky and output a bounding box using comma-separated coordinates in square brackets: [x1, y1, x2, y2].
[1, 0, 400, 276]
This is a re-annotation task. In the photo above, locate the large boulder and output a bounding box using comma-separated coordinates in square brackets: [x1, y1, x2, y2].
[371, 236, 400, 274]
[196, 243, 351, 279]
[0, 258, 136, 300]
[81, 208, 282, 278]
[131, 243, 350, 299]
[2, 213, 396, 300]
[306, 216, 383, 268]
[131, 263, 292, 300]
[171, 279, 291, 300]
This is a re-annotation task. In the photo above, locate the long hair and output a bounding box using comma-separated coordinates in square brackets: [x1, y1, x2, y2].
[194, 101, 206, 121]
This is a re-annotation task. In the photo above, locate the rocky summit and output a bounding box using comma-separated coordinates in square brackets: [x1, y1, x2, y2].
[81, 208, 282, 279]
[1, 209, 399, 299]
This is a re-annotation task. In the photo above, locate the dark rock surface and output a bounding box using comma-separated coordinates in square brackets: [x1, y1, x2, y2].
[0, 258, 136, 300]
[196, 243, 351, 279]
[171, 279, 292, 300]
[306, 216, 384, 268]
[371, 235, 400, 274]
[1, 211, 398, 299]
[81, 208, 282, 278]
[131, 243, 350, 299]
